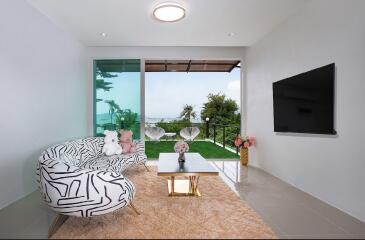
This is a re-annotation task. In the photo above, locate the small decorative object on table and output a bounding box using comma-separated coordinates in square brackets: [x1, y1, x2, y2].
[234, 135, 256, 166]
[174, 140, 189, 163]
[178, 161, 185, 172]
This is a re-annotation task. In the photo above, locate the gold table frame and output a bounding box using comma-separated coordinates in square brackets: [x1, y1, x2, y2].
[157, 153, 219, 197]
[158, 172, 218, 197]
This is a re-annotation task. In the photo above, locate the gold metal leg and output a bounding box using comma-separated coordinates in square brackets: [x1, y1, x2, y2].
[48, 214, 69, 238]
[171, 176, 175, 196]
[189, 176, 193, 193]
[189, 176, 200, 196]
[143, 163, 150, 172]
[166, 176, 201, 197]
[128, 202, 140, 215]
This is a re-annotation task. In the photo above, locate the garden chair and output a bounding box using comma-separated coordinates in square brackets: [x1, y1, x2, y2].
[145, 127, 165, 141]
[180, 127, 200, 141]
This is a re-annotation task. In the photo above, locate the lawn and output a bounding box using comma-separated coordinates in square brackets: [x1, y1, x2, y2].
[145, 140, 239, 159]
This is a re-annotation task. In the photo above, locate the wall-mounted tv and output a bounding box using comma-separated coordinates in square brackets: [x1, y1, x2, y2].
[273, 63, 336, 135]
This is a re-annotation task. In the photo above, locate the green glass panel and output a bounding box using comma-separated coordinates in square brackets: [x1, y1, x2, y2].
[94, 59, 141, 139]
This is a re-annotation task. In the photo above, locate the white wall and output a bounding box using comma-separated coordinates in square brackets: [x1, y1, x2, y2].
[245, 0, 365, 221]
[86, 46, 246, 60]
[0, 0, 88, 209]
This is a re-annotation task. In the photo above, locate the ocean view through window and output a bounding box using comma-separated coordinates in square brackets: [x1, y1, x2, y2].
[94, 59, 141, 138]
[145, 67, 241, 124]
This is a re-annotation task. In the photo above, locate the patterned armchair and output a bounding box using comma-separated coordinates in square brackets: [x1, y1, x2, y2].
[36, 137, 147, 218]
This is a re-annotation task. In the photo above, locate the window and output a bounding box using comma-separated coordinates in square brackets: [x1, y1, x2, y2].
[94, 59, 141, 139]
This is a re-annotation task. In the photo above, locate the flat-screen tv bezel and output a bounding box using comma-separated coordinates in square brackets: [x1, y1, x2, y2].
[272, 63, 336, 135]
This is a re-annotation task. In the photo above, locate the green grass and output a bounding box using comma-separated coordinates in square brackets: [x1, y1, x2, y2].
[145, 140, 239, 159]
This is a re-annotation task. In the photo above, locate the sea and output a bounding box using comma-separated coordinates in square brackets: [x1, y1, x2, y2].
[96, 113, 201, 125]
[146, 117, 201, 123]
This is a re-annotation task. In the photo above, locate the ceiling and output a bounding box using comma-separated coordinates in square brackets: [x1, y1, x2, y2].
[28, 0, 308, 47]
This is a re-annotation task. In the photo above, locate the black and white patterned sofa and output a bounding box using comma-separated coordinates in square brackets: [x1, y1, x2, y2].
[36, 137, 147, 217]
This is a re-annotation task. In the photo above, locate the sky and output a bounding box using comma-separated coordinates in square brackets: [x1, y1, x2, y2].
[145, 68, 241, 120]
[96, 68, 241, 122]
[97, 72, 141, 114]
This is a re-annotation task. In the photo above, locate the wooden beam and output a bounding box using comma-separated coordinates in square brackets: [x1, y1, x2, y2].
[228, 61, 241, 72]
[145, 60, 240, 72]
[186, 60, 192, 73]
[145, 62, 237, 66]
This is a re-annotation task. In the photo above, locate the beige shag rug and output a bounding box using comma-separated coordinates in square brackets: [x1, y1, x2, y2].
[52, 166, 276, 239]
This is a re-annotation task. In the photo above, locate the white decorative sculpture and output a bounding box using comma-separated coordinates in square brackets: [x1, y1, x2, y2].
[145, 127, 165, 141]
[102, 130, 123, 156]
[180, 127, 200, 141]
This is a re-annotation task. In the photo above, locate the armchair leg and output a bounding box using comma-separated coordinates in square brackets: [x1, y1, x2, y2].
[143, 163, 150, 172]
[128, 202, 140, 215]
[48, 214, 69, 238]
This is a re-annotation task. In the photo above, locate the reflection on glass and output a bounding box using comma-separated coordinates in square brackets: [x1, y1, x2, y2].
[94, 59, 141, 139]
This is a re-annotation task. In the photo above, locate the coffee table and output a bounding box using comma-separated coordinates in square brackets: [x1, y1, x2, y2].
[157, 153, 219, 197]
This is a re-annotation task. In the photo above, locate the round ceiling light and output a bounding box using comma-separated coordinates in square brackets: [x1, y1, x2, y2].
[153, 2, 186, 22]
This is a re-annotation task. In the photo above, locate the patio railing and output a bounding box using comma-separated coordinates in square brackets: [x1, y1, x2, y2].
[208, 123, 240, 153]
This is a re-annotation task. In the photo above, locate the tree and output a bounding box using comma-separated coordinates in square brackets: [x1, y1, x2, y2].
[115, 109, 138, 129]
[179, 104, 196, 122]
[96, 79, 113, 92]
[95, 67, 117, 102]
[104, 100, 121, 124]
[200, 93, 239, 125]
[95, 66, 116, 92]
[95, 67, 117, 79]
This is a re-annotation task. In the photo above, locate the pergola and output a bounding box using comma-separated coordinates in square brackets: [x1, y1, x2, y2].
[145, 60, 240, 72]
[96, 59, 240, 73]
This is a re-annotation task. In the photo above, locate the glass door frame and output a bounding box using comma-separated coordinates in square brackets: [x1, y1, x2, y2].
[140, 59, 145, 141]
[93, 59, 145, 139]
[142, 57, 244, 136]
[93, 57, 244, 140]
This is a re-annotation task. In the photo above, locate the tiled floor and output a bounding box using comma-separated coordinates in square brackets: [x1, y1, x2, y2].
[0, 191, 55, 239]
[0, 160, 364, 239]
[210, 161, 365, 239]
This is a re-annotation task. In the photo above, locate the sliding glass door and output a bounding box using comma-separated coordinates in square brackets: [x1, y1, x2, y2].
[94, 59, 141, 139]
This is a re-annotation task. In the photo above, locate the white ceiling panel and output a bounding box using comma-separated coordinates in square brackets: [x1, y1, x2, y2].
[28, 0, 308, 46]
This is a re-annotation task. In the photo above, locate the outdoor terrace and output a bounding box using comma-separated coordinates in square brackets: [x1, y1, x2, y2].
[145, 122, 240, 160]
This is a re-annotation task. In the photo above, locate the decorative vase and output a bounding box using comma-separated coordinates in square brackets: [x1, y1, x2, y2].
[240, 147, 248, 166]
[178, 152, 185, 163]
[178, 161, 185, 171]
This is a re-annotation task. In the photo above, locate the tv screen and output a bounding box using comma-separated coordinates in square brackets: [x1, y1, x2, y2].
[273, 63, 336, 135]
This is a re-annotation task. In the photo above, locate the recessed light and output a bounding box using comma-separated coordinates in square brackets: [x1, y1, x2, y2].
[153, 2, 186, 22]
[100, 32, 107, 37]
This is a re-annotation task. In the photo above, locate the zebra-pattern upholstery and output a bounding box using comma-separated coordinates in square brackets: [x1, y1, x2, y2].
[36, 137, 147, 217]
[81, 140, 146, 174]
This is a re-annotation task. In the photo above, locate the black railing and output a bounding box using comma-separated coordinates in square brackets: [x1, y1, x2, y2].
[209, 123, 240, 154]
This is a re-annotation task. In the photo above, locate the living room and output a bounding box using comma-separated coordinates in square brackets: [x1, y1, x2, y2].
[0, 0, 364, 239]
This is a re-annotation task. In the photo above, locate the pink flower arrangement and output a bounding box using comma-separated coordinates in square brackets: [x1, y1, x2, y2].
[174, 140, 189, 154]
[234, 135, 256, 148]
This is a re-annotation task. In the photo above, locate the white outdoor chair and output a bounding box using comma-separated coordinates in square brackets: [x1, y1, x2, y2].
[145, 127, 165, 141]
[180, 127, 200, 141]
